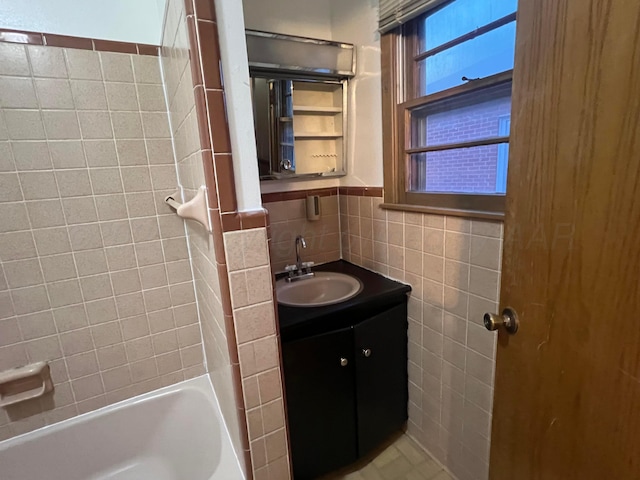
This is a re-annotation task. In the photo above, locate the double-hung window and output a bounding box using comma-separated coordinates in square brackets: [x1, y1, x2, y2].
[381, 0, 518, 218]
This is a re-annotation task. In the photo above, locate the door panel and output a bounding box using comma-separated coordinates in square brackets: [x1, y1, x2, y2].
[491, 1, 640, 479]
[354, 304, 408, 456]
[282, 327, 357, 480]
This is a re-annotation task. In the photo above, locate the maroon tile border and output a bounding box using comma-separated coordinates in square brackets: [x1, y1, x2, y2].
[186, 16, 203, 86]
[43, 33, 92, 50]
[240, 210, 268, 229]
[197, 21, 222, 89]
[194, 0, 216, 21]
[136, 44, 159, 56]
[209, 211, 227, 265]
[94, 39, 137, 54]
[194, 87, 212, 150]
[214, 154, 237, 213]
[339, 186, 384, 197]
[221, 212, 241, 231]
[201, 151, 219, 209]
[207, 90, 232, 153]
[0, 28, 159, 56]
[220, 210, 268, 232]
[0, 29, 43, 45]
[262, 187, 339, 204]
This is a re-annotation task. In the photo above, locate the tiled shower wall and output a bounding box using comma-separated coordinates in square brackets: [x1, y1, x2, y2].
[0, 42, 204, 441]
[339, 193, 501, 480]
[160, 0, 245, 461]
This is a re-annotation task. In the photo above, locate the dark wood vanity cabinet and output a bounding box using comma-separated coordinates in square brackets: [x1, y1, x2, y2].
[282, 326, 357, 480]
[282, 303, 408, 480]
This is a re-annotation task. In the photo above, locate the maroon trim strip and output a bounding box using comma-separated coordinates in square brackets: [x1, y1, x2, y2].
[43, 33, 92, 50]
[94, 39, 138, 54]
[261, 186, 382, 204]
[261, 187, 338, 204]
[0, 29, 43, 45]
[0, 28, 158, 56]
[338, 186, 384, 197]
[137, 44, 159, 56]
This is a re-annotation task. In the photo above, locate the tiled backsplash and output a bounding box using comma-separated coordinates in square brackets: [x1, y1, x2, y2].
[265, 192, 340, 272]
[339, 193, 501, 480]
[0, 43, 204, 440]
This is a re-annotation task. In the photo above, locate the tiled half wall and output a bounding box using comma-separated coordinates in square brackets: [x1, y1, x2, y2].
[0, 42, 204, 440]
[262, 186, 501, 480]
[339, 192, 502, 480]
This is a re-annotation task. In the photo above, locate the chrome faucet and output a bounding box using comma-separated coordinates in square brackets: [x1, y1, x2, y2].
[295, 235, 306, 272]
[285, 235, 314, 282]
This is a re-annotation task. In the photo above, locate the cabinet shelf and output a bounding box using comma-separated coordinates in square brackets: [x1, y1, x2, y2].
[294, 133, 343, 139]
[293, 105, 342, 114]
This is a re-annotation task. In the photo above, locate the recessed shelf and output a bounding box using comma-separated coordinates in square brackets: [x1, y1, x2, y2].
[293, 105, 342, 113]
[295, 133, 344, 139]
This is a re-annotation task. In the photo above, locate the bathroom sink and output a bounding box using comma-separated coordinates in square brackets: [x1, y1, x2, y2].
[276, 272, 363, 307]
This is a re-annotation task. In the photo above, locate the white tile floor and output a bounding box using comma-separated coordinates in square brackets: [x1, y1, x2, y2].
[320, 434, 454, 480]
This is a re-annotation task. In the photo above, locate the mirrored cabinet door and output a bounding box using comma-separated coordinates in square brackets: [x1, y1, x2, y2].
[252, 77, 347, 180]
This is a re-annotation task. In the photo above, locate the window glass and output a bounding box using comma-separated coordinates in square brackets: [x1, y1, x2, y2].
[417, 21, 516, 95]
[418, 0, 518, 53]
[408, 143, 510, 194]
[410, 82, 512, 148]
[390, 0, 518, 211]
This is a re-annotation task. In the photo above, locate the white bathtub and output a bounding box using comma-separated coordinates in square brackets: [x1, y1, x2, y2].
[0, 376, 244, 480]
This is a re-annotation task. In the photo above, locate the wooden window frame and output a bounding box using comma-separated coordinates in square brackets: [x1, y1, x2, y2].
[382, 9, 517, 220]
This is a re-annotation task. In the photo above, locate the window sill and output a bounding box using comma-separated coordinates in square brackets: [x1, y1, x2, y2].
[380, 202, 505, 221]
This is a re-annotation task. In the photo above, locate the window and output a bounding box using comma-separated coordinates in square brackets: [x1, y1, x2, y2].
[381, 0, 518, 217]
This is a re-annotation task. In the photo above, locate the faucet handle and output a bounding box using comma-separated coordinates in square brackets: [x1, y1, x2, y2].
[284, 265, 298, 272]
[301, 261, 314, 268]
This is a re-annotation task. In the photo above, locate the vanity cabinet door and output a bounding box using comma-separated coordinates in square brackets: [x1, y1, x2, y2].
[353, 303, 408, 456]
[282, 326, 357, 480]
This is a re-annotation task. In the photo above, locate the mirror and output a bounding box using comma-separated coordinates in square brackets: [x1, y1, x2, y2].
[245, 29, 354, 181]
[251, 76, 347, 180]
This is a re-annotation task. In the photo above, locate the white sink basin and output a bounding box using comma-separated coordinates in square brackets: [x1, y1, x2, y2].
[276, 272, 363, 307]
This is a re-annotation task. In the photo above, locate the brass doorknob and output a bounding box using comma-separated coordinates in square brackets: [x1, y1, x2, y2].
[484, 307, 519, 334]
[362, 348, 372, 357]
[340, 357, 348, 367]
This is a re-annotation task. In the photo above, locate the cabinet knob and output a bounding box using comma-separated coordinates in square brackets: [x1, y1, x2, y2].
[340, 357, 348, 367]
[362, 348, 372, 358]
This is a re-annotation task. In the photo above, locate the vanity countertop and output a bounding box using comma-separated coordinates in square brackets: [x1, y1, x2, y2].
[277, 260, 411, 341]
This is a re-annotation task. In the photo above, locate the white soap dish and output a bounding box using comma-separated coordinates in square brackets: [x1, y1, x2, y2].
[0, 362, 54, 408]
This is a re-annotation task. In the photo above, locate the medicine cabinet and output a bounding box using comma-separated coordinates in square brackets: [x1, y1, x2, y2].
[246, 30, 355, 181]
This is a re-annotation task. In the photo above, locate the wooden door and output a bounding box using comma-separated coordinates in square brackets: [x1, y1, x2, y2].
[282, 327, 357, 480]
[354, 303, 408, 456]
[490, 1, 640, 479]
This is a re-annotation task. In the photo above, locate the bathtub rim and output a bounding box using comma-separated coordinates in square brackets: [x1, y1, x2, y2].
[0, 374, 245, 479]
